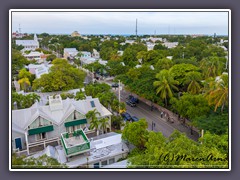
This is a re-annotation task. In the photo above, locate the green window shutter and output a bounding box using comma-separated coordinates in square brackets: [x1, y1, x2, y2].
[64, 119, 87, 127]
[28, 125, 54, 135]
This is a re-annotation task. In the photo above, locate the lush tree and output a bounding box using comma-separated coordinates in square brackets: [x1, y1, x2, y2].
[170, 93, 210, 121]
[99, 117, 110, 134]
[183, 71, 202, 94]
[205, 74, 228, 113]
[155, 58, 174, 71]
[75, 90, 86, 100]
[169, 63, 200, 86]
[122, 43, 147, 67]
[46, 54, 57, 62]
[32, 59, 86, 92]
[12, 92, 40, 109]
[127, 130, 228, 168]
[12, 154, 66, 168]
[122, 119, 149, 150]
[86, 109, 101, 136]
[153, 69, 179, 106]
[193, 110, 228, 135]
[200, 56, 225, 79]
[12, 49, 30, 76]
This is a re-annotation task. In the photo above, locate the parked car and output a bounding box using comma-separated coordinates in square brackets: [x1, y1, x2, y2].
[111, 83, 119, 88]
[126, 100, 136, 107]
[131, 116, 139, 122]
[128, 95, 139, 103]
[121, 112, 132, 121]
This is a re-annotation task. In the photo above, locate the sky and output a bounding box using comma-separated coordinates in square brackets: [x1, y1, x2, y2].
[11, 11, 229, 35]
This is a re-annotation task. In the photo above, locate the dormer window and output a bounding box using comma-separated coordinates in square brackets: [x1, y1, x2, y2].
[90, 101, 95, 107]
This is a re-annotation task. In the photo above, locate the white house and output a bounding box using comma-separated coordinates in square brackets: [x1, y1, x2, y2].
[63, 48, 79, 60]
[92, 49, 100, 59]
[163, 42, 178, 49]
[12, 95, 112, 156]
[23, 51, 45, 63]
[27, 63, 52, 79]
[16, 34, 39, 51]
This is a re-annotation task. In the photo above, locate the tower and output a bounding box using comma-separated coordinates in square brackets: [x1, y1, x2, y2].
[135, 18, 138, 39]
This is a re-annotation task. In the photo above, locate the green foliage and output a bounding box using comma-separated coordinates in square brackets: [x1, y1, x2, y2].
[46, 54, 57, 61]
[12, 49, 30, 76]
[32, 59, 86, 92]
[127, 130, 228, 168]
[12, 92, 40, 109]
[111, 115, 124, 130]
[60, 93, 74, 100]
[155, 58, 174, 71]
[122, 43, 147, 67]
[106, 59, 128, 76]
[170, 93, 210, 120]
[194, 111, 228, 135]
[12, 154, 66, 168]
[154, 69, 179, 106]
[122, 119, 149, 150]
[169, 63, 200, 86]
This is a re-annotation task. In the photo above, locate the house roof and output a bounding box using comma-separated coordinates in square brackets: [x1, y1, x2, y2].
[12, 97, 112, 132]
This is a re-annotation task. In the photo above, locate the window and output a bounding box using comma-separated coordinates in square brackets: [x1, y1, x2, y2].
[101, 160, 108, 167]
[36, 132, 47, 141]
[109, 158, 115, 165]
[90, 101, 95, 107]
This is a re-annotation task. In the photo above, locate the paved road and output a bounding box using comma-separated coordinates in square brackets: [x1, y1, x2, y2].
[89, 76, 199, 141]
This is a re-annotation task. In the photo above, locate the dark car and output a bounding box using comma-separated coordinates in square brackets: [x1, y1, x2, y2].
[121, 112, 132, 121]
[126, 100, 136, 107]
[128, 95, 139, 103]
[111, 83, 119, 88]
[131, 116, 139, 122]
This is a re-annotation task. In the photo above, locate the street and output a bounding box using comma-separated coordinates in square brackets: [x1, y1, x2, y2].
[85, 71, 200, 141]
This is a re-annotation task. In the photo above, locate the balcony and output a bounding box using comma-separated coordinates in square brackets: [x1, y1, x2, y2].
[61, 129, 90, 157]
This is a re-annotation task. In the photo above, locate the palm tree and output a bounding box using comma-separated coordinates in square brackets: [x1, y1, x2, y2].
[86, 109, 101, 135]
[205, 74, 228, 113]
[153, 70, 179, 106]
[183, 71, 202, 94]
[200, 56, 224, 79]
[18, 77, 31, 92]
[99, 118, 110, 134]
[75, 91, 85, 100]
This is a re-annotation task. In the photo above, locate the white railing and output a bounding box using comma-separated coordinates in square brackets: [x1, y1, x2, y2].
[28, 137, 59, 148]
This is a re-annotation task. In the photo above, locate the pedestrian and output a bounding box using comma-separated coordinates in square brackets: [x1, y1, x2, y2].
[160, 112, 163, 118]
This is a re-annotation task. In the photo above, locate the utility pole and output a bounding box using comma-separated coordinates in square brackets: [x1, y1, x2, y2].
[92, 67, 94, 83]
[118, 80, 121, 114]
[135, 19, 138, 40]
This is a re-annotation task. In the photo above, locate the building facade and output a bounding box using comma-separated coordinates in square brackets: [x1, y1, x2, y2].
[12, 95, 112, 156]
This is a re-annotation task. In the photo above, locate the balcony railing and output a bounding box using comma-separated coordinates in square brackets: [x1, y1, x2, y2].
[61, 129, 90, 157]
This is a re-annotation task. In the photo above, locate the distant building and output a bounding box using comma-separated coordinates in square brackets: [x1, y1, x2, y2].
[64, 48, 79, 60]
[163, 42, 178, 49]
[92, 49, 100, 59]
[27, 63, 52, 79]
[71, 31, 81, 37]
[23, 51, 45, 63]
[146, 42, 155, 51]
[16, 34, 39, 51]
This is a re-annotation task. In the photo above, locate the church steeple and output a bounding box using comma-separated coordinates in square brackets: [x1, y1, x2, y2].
[34, 34, 38, 41]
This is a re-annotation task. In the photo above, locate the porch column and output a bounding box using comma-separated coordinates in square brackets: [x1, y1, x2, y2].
[25, 131, 29, 155]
